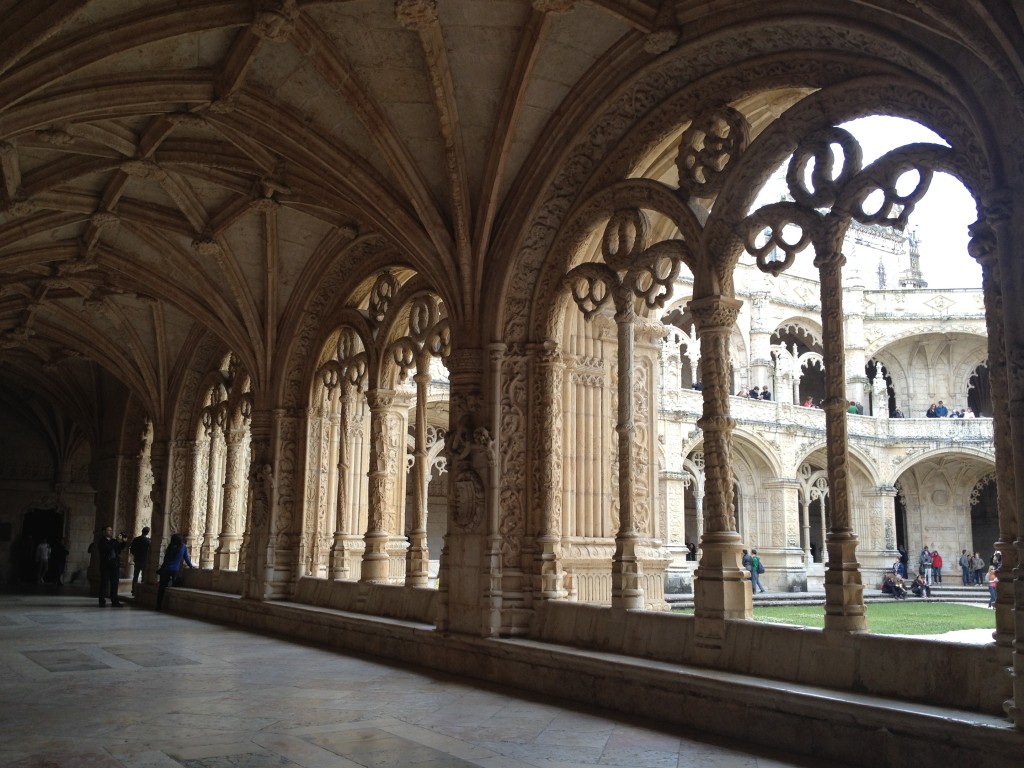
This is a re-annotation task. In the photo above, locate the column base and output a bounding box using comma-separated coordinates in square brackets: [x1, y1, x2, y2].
[823, 532, 867, 633]
[693, 532, 751, 651]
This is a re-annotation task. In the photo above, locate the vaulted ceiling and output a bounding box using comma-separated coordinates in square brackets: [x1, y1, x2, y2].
[0, 0, 1020, 443]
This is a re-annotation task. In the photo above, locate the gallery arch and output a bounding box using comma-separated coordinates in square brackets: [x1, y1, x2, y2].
[4, 4, 1024, 758]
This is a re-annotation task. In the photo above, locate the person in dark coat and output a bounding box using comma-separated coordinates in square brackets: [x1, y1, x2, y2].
[129, 526, 152, 595]
[156, 533, 195, 611]
[97, 526, 127, 607]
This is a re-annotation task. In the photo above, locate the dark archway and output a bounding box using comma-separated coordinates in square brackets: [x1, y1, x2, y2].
[866, 359, 897, 417]
[969, 476, 998, 562]
[967, 364, 992, 417]
[19, 508, 64, 583]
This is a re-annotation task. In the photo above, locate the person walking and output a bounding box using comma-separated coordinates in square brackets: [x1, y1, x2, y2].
[129, 527, 151, 595]
[97, 526, 127, 607]
[156, 533, 195, 611]
[750, 549, 766, 594]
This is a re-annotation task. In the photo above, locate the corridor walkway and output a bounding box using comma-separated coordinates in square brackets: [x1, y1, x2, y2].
[0, 589, 846, 768]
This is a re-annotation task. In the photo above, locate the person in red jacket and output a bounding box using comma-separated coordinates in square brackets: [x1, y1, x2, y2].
[930, 548, 943, 584]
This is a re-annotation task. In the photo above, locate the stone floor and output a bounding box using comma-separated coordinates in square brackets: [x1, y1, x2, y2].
[0, 587, 854, 768]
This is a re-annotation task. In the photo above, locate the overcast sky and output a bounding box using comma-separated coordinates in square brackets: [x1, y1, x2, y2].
[840, 116, 982, 290]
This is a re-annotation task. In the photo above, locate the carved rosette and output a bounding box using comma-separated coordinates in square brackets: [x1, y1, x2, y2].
[676, 106, 750, 199]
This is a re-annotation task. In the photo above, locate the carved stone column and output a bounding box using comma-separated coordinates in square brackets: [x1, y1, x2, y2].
[971, 208, 1017, 650]
[148, 437, 171, 571]
[242, 408, 274, 600]
[186, 436, 210, 553]
[818, 255, 867, 632]
[215, 417, 248, 571]
[133, 424, 154, 538]
[689, 296, 750, 648]
[406, 370, 432, 586]
[439, 347, 493, 635]
[748, 291, 771, 390]
[975, 191, 1022, 725]
[607, 296, 646, 609]
[530, 343, 566, 602]
[360, 388, 397, 584]
[200, 412, 224, 567]
[329, 384, 360, 580]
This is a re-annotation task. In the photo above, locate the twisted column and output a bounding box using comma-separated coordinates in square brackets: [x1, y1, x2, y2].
[689, 295, 749, 646]
[818, 255, 867, 632]
[360, 388, 396, 584]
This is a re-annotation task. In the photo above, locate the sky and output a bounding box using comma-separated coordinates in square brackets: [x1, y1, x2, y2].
[837, 116, 981, 290]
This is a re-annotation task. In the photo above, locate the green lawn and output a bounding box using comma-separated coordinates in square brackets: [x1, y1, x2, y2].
[675, 602, 995, 635]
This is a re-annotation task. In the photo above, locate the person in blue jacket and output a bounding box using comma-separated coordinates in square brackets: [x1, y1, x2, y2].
[156, 533, 195, 611]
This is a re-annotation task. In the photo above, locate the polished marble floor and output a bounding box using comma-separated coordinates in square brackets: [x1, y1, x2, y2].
[0, 588, 847, 768]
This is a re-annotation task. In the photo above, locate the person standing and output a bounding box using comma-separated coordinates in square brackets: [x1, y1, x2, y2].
[97, 526, 127, 607]
[156, 533, 195, 611]
[750, 549, 766, 594]
[919, 546, 933, 585]
[129, 527, 151, 596]
[972, 552, 986, 585]
[986, 565, 998, 608]
[930, 548, 942, 584]
[959, 549, 970, 585]
[34, 537, 50, 583]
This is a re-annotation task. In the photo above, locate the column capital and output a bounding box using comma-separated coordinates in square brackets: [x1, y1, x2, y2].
[689, 295, 742, 333]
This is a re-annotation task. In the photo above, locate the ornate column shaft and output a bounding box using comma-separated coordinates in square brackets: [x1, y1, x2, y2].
[438, 347, 492, 635]
[801, 494, 811, 565]
[242, 408, 275, 600]
[610, 300, 643, 609]
[818, 256, 866, 632]
[200, 416, 223, 567]
[977, 191, 1023, 727]
[215, 420, 247, 570]
[186, 437, 210, 553]
[329, 384, 359, 579]
[530, 343, 565, 602]
[147, 437, 171, 570]
[971, 208, 1018, 660]
[689, 295, 749, 648]
[405, 371, 431, 586]
[748, 291, 771, 390]
[360, 388, 396, 583]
